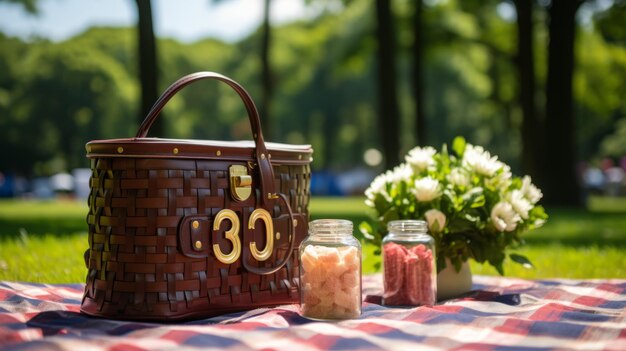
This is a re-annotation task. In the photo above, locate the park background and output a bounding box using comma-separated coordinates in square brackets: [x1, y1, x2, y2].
[0, 0, 625, 282]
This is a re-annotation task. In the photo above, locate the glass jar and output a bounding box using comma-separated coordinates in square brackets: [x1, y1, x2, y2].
[300, 219, 361, 320]
[382, 220, 436, 306]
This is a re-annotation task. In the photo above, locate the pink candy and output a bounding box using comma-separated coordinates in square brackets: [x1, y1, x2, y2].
[383, 242, 435, 306]
[300, 245, 361, 319]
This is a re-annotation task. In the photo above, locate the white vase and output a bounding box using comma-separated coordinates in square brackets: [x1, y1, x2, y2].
[437, 259, 473, 300]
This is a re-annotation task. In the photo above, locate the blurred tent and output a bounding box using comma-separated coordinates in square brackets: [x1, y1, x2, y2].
[49, 173, 74, 194]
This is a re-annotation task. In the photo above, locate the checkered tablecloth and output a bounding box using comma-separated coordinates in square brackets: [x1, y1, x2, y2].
[1, 275, 625, 350]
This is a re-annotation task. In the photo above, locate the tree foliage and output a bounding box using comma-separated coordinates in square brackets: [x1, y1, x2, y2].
[0, 0, 624, 190]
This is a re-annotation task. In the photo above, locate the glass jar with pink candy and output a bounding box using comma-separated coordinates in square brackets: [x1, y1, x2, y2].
[382, 220, 436, 306]
[299, 219, 361, 320]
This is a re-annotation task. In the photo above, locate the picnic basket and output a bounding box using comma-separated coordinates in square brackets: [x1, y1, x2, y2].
[80, 72, 313, 321]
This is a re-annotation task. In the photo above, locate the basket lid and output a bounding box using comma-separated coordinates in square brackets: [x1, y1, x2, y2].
[86, 138, 313, 164]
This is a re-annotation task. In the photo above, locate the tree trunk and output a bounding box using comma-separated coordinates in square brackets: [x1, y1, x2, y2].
[260, 0, 273, 140]
[544, 0, 582, 206]
[136, 0, 161, 136]
[514, 0, 541, 181]
[375, 0, 401, 168]
[412, 0, 426, 146]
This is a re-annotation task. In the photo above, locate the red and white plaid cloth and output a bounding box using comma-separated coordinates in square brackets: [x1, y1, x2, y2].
[1, 275, 625, 350]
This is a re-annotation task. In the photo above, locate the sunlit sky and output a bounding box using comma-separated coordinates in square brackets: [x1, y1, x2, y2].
[0, 0, 614, 44]
[0, 0, 312, 43]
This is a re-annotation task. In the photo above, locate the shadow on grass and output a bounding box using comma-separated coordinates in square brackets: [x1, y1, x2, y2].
[0, 217, 87, 240]
[0, 199, 88, 240]
[316, 206, 626, 249]
[2, 199, 625, 250]
[522, 209, 626, 248]
[524, 236, 626, 248]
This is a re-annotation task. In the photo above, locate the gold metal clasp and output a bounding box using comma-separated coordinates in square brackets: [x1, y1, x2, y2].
[229, 165, 252, 201]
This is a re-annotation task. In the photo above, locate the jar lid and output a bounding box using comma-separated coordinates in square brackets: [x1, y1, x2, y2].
[309, 219, 353, 235]
[387, 220, 427, 233]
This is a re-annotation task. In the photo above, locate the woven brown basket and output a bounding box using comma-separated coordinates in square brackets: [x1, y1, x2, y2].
[81, 72, 312, 321]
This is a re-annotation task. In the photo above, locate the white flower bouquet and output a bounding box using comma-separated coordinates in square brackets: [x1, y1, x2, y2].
[359, 137, 548, 274]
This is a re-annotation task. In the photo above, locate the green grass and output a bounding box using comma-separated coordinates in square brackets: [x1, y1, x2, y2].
[470, 244, 626, 279]
[312, 196, 626, 279]
[0, 200, 88, 283]
[0, 199, 87, 237]
[1, 196, 625, 283]
[0, 233, 87, 282]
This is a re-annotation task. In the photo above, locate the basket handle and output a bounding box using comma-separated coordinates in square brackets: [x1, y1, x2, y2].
[135, 72, 276, 206]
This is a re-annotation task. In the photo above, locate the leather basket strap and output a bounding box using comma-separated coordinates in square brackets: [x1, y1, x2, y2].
[135, 71, 276, 206]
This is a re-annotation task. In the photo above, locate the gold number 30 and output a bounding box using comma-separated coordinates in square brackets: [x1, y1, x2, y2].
[212, 208, 274, 264]
[249, 208, 274, 261]
[212, 209, 241, 264]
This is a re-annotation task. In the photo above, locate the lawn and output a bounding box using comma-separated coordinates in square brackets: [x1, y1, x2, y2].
[0, 196, 625, 283]
[310, 196, 626, 279]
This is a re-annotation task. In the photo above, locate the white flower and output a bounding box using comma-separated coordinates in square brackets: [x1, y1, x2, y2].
[508, 190, 532, 219]
[425, 209, 446, 232]
[388, 163, 413, 185]
[484, 165, 512, 189]
[406, 146, 436, 173]
[491, 202, 521, 232]
[365, 173, 392, 206]
[521, 176, 543, 204]
[463, 144, 503, 177]
[413, 177, 441, 202]
[447, 167, 470, 188]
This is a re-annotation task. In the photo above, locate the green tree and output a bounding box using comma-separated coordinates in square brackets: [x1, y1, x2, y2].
[375, 0, 401, 168]
[157, 36, 237, 140]
[424, 0, 519, 164]
[594, 0, 626, 45]
[412, 0, 426, 146]
[513, 0, 542, 182]
[2, 0, 624, 183]
[0, 34, 31, 173]
[544, 0, 584, 206]
[269, 5, 376, 169]
[135, 0, 161, 136]
[260, 0, 274, 139]
[595, 0, 626, 158]
[212, 0, 275, 139]
[2, 37, 135, 173]
[0, 0, 37, 13]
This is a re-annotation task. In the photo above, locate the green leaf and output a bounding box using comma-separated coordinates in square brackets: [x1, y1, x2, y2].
[452, 136, 466, 157]
[398, 181, 408, 201]
[440, 144, 450, 170]
[373, 193, 390, 213]
[464, 213, 480, 223]
[430, 219, 441, 233]
[358, 221, 375, 241]
[494, 262, 505, 275]
[436, 255, 447, 273]
[509, 253, 534, 269]
[530, 205, 549, 220]
[470, 194, 486, 208]
[452, 256, 463, 272]
[382, 208, 400, 223]
[488, 251, 506, 275]
[510, 177, 522, 189]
